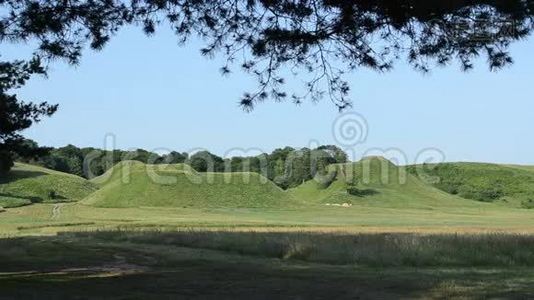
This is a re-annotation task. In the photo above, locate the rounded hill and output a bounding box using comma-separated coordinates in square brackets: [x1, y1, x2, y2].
[83, 161, 298, 208]
[290, 156, 485, 209]
[0, 163, 98, 208]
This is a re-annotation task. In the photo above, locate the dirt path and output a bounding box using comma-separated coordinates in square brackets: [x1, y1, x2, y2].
[51, 204, 62, 220]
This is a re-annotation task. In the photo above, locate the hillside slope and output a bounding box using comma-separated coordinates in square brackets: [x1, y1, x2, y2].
[290, 157, 487, 209]
[0, 163, 98, 208]
[83, 161, 298, 208]
[407, 162, 534, 208]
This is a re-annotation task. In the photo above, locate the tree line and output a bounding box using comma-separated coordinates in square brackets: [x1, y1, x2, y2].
[15, 140, 348, 189]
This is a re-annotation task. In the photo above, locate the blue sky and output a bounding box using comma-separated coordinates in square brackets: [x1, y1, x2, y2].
[3, 26, 533, 164]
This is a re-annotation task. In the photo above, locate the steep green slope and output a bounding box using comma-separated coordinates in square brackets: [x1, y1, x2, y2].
[407, 162, 534, 208]
[0, 163, 98, 208]
[290, 157, 486, 209]
[84, 161, 298, 208]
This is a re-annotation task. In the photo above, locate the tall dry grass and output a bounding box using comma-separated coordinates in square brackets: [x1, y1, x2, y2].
[70, 230, 534, 267]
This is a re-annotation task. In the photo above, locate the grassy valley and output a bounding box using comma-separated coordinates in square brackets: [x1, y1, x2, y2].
[1, 157, 534, 237]
[2, 158, 534, 298]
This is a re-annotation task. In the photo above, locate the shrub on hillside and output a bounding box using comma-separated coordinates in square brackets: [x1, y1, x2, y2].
[478, 186, 505, 201]
[410, 163, 515, 203]
[435, 182, 460, 195]
[347, 187, 362, 196]
[457, 185, 504, 202]
[47, 190, 57, 200]
[521, 199, 534, 209]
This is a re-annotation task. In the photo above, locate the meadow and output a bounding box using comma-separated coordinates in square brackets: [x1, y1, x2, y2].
[2, 227, 534, 298]
[2, 158, 534, 298]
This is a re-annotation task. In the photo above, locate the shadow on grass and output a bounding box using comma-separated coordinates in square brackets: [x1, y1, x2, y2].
[46, 194, 67, 201]
[0, 193, 68, 205]
[0, 170, 47, 184]
[1, 231, 534, 299]
[0, 192, 42, 203]
[349, 188, 379, 197]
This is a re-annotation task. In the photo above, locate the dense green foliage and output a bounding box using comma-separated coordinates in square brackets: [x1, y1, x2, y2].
[264, 146, 347, 189]
[407, 163, 534, 205]
[521, 199, 534, 209]
[188, 151, 225, 172]
[15, 141, 189, 179]
[0, 162, 97, 208]
[0, 59, 57, 175]
[22, 141, 347, 190]
[34, 144, 178, 178]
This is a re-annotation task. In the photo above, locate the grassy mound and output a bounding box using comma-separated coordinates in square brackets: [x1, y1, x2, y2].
[83, 161, 297, 208]
[407, 162, 534, 208]
[290, 156, 484, 209]
[0, 163, 98, 208]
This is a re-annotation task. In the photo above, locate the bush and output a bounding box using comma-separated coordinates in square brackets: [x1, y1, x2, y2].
[436, 182, 460, 195]
[407, 163, 524, 203]
[347, 187, 362, 196]
[521, 199, 534, 209]
[457, 185, 504, 202]
[47, 190, 57, 200]
[478, 186, 504, 201]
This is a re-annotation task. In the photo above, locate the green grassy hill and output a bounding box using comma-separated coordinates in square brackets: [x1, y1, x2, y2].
[83, 161, 298, 208]
[290, 156, 486, 209]
[6, 158, 533, 211]
[407, 162, 534, 208]
[505, 164, 534, 173]
[0, 163, 98, 208]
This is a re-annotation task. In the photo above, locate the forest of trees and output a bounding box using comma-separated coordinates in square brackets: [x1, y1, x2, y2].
[17, 140, 348, 189]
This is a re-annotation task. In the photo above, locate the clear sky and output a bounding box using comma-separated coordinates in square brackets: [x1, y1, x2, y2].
[3, 26, 533, 165]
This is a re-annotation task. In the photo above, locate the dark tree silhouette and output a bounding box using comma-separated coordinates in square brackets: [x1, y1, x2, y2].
[0, 58, 57, 174]
[0, 0, 532, 171]
[1, 1, 531, 109]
